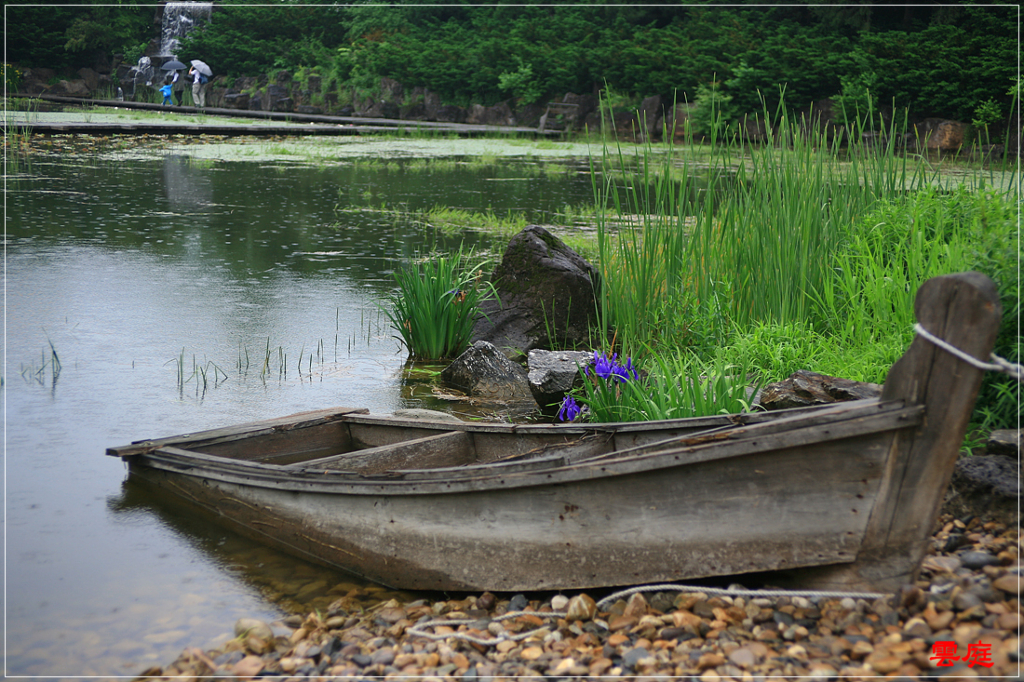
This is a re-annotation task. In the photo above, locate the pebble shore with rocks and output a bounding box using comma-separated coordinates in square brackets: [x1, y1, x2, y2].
[137, 512, 1020, 680]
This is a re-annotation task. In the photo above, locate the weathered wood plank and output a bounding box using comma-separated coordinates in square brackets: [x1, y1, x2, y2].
[106, 407, 367, 457]
[303, 430, 475, 474]
[786, 272, 1002, 591]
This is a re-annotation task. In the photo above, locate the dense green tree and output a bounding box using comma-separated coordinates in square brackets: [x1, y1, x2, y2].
[7, 1, 149, 72]
[6, 1, 1017, 127]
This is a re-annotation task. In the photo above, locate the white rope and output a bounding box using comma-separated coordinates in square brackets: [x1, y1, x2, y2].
[594, 583, 887, 610]
[914, 323, 1023, 382]
[407, 583, 887, 647]
[407, 609, 567, 645]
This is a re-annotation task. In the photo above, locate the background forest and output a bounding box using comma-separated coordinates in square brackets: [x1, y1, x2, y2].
[6, 1, 1019, 132]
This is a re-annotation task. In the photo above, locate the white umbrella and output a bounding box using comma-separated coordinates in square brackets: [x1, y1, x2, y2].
[190, 60, 212, 77]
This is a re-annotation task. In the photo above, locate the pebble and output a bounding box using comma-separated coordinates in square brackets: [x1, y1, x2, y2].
[136, 512, 1021, 680]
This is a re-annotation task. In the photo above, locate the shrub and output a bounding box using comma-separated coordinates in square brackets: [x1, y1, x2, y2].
[383, 246, 497, 361]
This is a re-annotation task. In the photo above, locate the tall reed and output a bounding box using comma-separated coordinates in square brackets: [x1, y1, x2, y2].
[383, 244, 497, 360]
[589, 91, 1016, 428]
[592, 91, 988, 356]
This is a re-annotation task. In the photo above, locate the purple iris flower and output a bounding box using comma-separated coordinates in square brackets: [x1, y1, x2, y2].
[588, 351, 639, 383]
[619, 356, 640, 382]
[557, 394, 582, 422]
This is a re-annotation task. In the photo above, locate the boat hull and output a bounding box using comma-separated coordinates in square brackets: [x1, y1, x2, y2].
[125, 405, 914, 592]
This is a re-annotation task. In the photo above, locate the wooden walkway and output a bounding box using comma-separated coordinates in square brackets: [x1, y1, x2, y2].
[8, 94, 558, 138]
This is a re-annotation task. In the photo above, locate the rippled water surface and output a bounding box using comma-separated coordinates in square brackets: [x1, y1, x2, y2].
[5, 138, 597, 676]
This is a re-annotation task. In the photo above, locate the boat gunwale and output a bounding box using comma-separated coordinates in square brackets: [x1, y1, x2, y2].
[106, 398, 886, 459]
[136, 399, 923, 495]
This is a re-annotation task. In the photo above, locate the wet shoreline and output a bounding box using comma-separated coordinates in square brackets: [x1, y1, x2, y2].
[138, 512, 1020, 680]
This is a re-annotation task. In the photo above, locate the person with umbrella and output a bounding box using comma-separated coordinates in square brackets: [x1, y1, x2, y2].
[188, 59, 212, 108]
[161, 59, 187, 106]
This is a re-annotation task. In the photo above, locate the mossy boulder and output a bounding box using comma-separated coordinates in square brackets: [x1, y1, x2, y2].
[472, 226, 600, 359]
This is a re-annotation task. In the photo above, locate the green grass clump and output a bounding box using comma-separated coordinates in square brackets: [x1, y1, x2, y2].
[560, 351, 757, 423]
[418, 205, 529, 238]
[586, 93, 1018, 432]
[384, 245, 497, 360]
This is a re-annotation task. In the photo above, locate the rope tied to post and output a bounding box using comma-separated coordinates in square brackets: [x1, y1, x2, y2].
[913, 323, 1023, 382]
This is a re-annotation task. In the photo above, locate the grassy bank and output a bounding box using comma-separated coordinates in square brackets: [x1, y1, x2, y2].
[390, 105, 1017, 434]
[582, 104, 1018, 433]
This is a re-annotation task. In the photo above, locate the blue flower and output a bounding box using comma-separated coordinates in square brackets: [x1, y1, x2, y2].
[619, 356, 640, 382]
[557, 394, 582, 422]
[589, 351, 639, 383]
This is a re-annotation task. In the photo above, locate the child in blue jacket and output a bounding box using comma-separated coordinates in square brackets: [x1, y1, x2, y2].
[160, 83, 173, 106]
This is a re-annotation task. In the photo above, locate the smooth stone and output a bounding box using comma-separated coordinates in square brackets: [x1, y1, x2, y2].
[508, 594, 529, 611]
[727, 646, 758, 667]
[622, 647, 650, 669]
[953, 592, 983, 611]
[232, 655, 265, 679]
[476, 592, 496, 610]
[234, 618, 274, 641]
[520, 646, 543, 661]
[943, 532, 970, 552]
[697, 652, 726, 670]
[997, 612, 1022, 630]
[623, 593, 649, 619]
[923, 555, 963, 573]
[772, 611, 795, 626]
[959, 551, 1002, 570]
[565, 593, 597, 621]
[993, 574, 1022, 595]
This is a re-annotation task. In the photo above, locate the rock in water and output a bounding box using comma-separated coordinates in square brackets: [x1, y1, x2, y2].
[472, 226, 600, 359]
[527, 349, 594, 414]
[441, 341, 535, 402]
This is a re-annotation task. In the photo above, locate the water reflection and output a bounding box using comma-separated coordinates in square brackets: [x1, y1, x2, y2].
[5, 144, 597, 676]
[162, 154, 214, 211]
[109, 477, 430, 615]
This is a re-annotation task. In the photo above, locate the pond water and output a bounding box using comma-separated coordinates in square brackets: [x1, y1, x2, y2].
[4, 137, 600, 676]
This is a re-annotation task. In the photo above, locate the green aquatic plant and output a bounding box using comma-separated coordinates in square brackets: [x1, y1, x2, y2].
[418, 205, 528, 237]
[383, 244, 497, 360]
[20, 339, 62, 387]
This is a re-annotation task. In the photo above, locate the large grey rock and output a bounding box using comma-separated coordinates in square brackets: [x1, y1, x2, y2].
[527, 349, 593, 414]
[76, 67, 99, 92]
[222, 92, 250, 109]
[467, 100, 514, 126]
[473, 226, 601, 359]
[916, 118, 968, 151]
[946, 453, 1020, 525]
[987, 429, 1021, 456]
[755, 370, 881, 411]
[953, 455, 1020, 499]
[440, 341, 535, 402]
[50, 79, 92, 98]
[433, 104, 467, 123]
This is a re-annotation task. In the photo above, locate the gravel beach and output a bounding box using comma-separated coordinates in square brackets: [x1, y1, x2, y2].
[137, 512, 1019, 680]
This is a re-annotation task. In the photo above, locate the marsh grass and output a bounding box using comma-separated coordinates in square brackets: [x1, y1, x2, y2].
[418, 205, 529, 237]
[589, 92, 1018, 430]
[20, 339, 62, 388]
[167, 348, 228, 396]
[383, 244, 497, 360]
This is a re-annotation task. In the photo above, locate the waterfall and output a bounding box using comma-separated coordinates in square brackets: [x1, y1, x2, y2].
[158, 2, 213, 58]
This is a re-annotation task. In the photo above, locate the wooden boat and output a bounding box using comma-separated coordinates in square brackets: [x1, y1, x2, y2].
[108, 272, 1002, 593]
